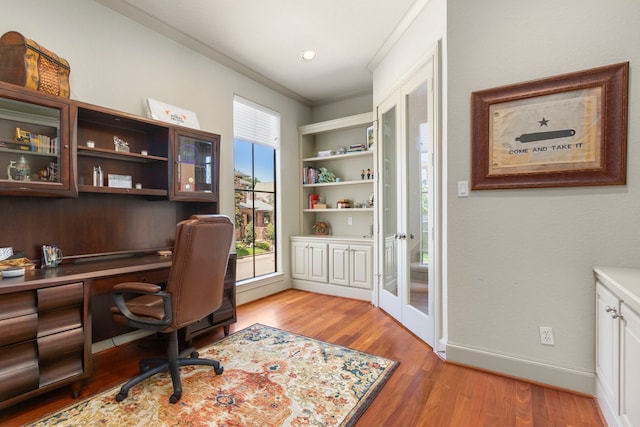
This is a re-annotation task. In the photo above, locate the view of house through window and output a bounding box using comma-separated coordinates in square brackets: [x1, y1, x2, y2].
[233, 96, 279, 281]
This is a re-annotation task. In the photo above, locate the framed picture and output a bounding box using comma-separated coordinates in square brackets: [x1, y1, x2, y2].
[471, 62, 628, 190]
[367, 125, 374, 149]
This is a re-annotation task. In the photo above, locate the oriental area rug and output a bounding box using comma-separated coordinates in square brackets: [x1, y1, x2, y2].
[29, 324, 398, 427]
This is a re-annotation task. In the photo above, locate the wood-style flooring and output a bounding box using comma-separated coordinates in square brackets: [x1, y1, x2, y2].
[0, 289, 605, 426]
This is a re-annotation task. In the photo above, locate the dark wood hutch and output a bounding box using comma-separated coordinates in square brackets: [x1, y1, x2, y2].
[0, 81, 236, 409]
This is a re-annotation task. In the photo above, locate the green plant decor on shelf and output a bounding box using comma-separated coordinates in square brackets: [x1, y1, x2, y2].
[318, 167, 336, 183]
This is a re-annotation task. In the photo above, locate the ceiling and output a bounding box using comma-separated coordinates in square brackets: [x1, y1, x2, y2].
[97, 0, 425, 106]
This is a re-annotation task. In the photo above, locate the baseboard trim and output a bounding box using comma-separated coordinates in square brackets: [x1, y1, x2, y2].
[446, 342, 595, 395]
[292, 279, 372, 301]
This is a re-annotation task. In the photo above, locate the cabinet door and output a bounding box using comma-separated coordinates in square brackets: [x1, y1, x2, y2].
[350, 244, 373, 289]
[171, 128, 220, 202]
[308, 242, 328, 283]
[329, 244, 350, 286]
[620, 302, 640, 427]
[596, 282, 620, 416]
[291, 241, 309, 280]
[0, 87, 74, 196]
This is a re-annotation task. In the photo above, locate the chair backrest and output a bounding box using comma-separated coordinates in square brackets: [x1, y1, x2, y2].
[164, 214, 234, 329]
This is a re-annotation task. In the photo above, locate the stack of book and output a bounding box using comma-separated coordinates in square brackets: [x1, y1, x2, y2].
[303, 166, 320, 184]
[346, 143, 365, 153]
[15, 127, 57, 154]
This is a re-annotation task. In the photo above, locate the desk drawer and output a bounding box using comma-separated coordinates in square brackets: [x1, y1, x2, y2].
[0, 313, 37, 347]
[38, 282, 83, 311]
[93, 268, 170, 295]
[0, 291, 36, 321]
[0, 342, 39, 401]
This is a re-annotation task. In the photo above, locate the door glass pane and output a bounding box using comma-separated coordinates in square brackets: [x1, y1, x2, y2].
[406, 80, 429, 314]
[177, 135, 213, 192]
[382, 106, 398, 296]
[0, 98, 61, 184]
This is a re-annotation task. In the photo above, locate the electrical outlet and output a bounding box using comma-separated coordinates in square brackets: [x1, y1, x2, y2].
[539, 326, 554, 345]
[347, 217, 352, 225]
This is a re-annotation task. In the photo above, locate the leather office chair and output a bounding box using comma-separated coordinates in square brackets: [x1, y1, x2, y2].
[110, 214, 233, 404]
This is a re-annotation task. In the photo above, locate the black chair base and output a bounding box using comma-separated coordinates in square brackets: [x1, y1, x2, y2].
[115, 330, 223, 404]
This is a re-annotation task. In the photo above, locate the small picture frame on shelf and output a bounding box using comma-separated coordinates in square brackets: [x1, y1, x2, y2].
[367, 126, 374, 150]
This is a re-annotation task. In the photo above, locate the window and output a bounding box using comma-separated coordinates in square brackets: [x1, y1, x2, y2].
[233, 96, 280, 281]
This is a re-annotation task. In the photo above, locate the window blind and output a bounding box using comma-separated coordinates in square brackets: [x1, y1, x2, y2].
[233, 96, 280, 148]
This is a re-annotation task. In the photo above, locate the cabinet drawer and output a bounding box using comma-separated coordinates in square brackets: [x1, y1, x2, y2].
[38, 307, 82, 338]
[0, 313, 37, 347]
[0, 291, 36, 321]
[37, 282, 83, 311]
[40, 357, 84, 388]
[93, 268, 170, 295]
[0, 342, 39, 401]
[38, 327, 84, 363]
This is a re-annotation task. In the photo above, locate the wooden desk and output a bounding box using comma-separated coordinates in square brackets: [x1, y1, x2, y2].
[0, 253, 236, 410]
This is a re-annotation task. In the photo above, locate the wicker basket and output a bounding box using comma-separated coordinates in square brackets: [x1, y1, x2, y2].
[0, 31, 70, 97]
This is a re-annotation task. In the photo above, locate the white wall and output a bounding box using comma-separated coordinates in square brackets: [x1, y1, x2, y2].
[0, 0, 311, 302]
[375, 0, 640, 393]
[446, 0, 640, 394]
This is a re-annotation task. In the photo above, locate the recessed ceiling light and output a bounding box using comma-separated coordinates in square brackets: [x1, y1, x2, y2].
[301, 50, 316, 61]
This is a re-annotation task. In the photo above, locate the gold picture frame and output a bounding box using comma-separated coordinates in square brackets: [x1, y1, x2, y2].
[471, 62, 628, 190]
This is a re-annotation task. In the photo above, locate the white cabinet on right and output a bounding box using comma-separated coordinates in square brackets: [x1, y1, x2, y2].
[594, 267, 640, 427]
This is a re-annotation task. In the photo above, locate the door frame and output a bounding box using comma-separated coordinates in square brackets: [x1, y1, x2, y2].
[374, 41, 444, 353]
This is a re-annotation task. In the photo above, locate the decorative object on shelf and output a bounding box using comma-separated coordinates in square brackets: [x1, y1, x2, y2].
[313, 221, 329, 235]
[337, 199, 351, 209]
[141, 150, 148, 156]
[367, 126, 374, 150]
[41, 244, 63, 269]
[39, 161, 58, 182]
[93, 166, 104, 187]
[108, 173, 133, 189]
[367, 168, 372, 179]
[337, 146, 347, 155]
[309, 193, 319, 209]
[146, 98, 201, 129]
[0, 31, 71, 97]
[114, 136, 130, 152]
[317, 149, 334, 157]
[360, 169, 365, 180]
[368, 193, 374, 207]
[13, 155, 31, 181]
[347, 143, 365, 153]
[86, 140, 95, 148]
[318, 167, 336, 183]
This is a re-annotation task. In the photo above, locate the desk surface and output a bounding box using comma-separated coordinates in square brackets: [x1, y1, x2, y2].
[0, 254, 173, 293]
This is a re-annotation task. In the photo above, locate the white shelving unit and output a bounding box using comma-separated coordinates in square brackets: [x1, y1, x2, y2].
[298, 112, 375, 238]
[292, 112, 375, 301]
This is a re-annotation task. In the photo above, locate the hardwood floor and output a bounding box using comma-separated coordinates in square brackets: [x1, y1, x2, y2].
[1, 289, 605, 426]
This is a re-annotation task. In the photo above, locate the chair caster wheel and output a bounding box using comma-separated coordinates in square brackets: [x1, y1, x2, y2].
[169, 394, 181, 404]
[116, 392, 127, 402]
[190, 351, 199, 358]
[214, 366, 224, 375]
[139, 363, 151, 373]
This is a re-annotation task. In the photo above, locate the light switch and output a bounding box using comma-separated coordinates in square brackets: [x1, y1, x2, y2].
[457, 180, 469, 197]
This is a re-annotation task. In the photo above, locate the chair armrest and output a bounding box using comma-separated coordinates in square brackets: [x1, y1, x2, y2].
[112, 281, 172, 329]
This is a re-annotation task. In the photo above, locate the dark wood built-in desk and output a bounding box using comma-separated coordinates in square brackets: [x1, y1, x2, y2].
[0, 253, 236, 410]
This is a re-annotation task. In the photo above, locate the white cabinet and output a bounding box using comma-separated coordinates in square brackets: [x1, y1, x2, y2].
[620, 302, 640, 427]
[328, 243, 373, 289]
[291, 236, 372, 301]
[594, 267, 640, 427]
[291, 240, 327, 283]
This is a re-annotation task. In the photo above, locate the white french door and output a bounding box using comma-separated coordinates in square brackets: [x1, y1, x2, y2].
[377, 55, 439, 347]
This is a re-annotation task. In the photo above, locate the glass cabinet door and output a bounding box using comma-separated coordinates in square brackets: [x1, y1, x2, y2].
[0, 91, 73, 196]
[171, 128, 220, 202]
